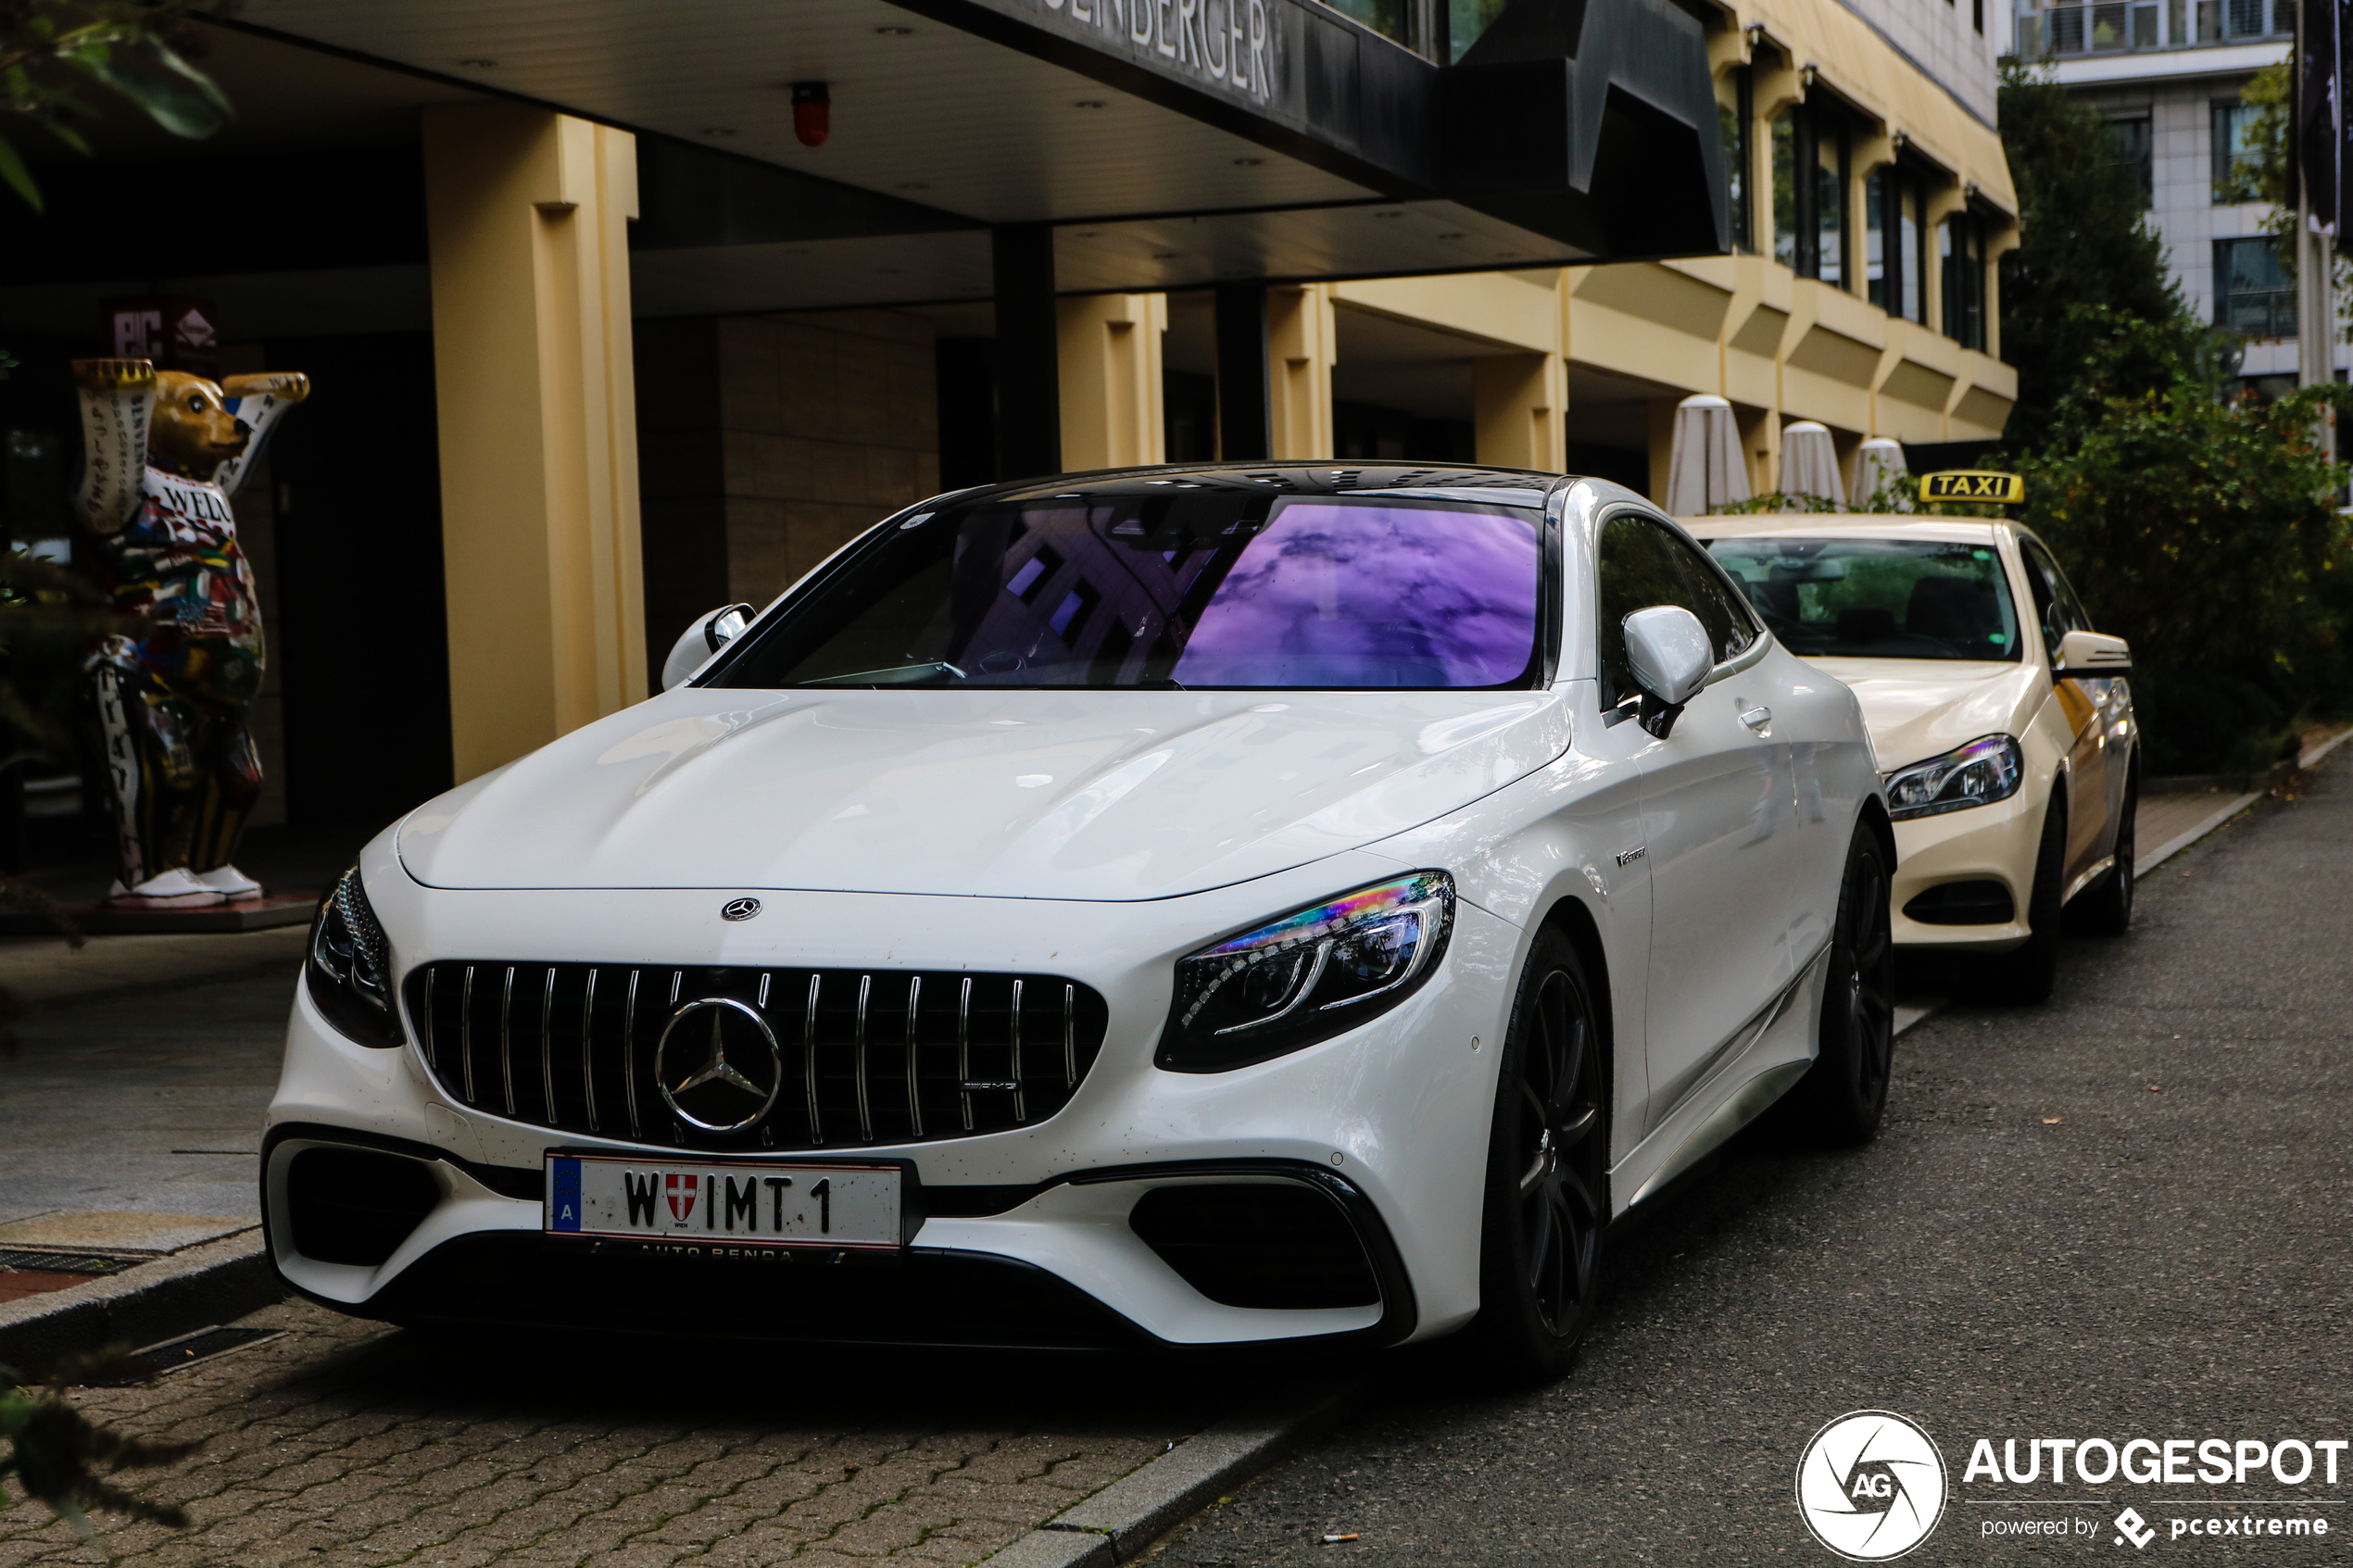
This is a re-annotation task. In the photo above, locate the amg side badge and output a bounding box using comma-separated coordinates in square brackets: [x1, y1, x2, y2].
[1616, 847, 1647, 866]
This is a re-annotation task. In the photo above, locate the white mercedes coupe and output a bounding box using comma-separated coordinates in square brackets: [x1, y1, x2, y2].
[272, 465, 1893, 1379]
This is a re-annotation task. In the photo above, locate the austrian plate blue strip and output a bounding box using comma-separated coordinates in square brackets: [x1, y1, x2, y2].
[548, 1156, 583, 1231]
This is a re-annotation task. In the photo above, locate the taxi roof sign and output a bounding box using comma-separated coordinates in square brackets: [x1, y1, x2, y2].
[1919, 470, 2023, 505]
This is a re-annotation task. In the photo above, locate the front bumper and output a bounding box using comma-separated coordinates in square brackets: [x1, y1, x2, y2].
[265, 847, 1520, 1349]
[1888, 785, 2045, 951]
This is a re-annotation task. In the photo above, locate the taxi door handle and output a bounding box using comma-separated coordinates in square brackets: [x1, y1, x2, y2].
[1741, 706, 1772, 733]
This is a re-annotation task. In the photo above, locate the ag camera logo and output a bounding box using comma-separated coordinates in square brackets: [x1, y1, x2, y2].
[1796, 1410, 1949, 1561]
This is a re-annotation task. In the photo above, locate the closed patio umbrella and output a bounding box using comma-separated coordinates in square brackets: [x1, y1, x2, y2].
[1855, 436, 1907, 508]
[1779, 420, 1845, 508]
[1662, 394, 1751, 515]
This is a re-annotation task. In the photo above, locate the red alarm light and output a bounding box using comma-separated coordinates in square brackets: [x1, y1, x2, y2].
[792, 82, 830, 147]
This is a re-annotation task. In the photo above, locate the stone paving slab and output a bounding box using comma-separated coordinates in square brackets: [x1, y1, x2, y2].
[0, 1298, 1259, 1567]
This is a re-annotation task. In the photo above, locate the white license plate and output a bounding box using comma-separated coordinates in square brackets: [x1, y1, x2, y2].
[545, 1154, 903, 1250]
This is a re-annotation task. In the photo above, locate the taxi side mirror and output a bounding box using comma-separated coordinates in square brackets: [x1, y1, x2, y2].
[2055, 629, 2132, 681]
[661, 603, 755, 691]
[1623, 605, 1714, 738]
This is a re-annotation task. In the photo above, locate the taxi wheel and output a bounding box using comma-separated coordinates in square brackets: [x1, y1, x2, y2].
[1788, 822, 1895, 1145]
[1986, 797, 2065, 1004]
[1468, 927, 1608, 1385]
[2070, 767, 2137, 937]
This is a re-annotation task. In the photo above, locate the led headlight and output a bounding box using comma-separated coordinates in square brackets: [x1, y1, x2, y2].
[1884, 734, 2024, 822]
[306, 866, 402, 1047]
[1157, 872, 1454, 1073]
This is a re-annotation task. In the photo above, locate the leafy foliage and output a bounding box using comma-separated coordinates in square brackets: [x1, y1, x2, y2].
[1996, 63, 2207, 451]
[0, 1346, 200, 1537]
[2015, 309, 2353, 772]
[0, 1, 232, 211]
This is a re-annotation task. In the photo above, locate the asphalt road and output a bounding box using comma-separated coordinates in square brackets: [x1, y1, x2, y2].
[1152, 768, 2353, 1566]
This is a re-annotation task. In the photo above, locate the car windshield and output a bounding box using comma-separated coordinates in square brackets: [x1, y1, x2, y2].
[1706, 536, 2021, 662]
[707, 490, 1546, 690]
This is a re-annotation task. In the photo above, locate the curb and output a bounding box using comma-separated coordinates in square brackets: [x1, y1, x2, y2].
[0, 1231, 281, 1374]
[2137, 728, 2352, 878]
[984, 1384, 1363, 1566]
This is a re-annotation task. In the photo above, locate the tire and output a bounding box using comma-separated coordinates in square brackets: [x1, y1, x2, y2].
[1984, 795, 2065, 1004]
[1786, 822, 1896, 1145]
[1466, 927, 1609, 1386]
[2070, 763, 2137, 938]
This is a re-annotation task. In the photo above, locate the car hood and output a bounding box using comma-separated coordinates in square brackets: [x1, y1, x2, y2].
[1808, 658, 2038, 773]
[397, 686, 1572, 900]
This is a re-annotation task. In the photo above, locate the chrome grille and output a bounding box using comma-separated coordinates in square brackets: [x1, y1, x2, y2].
[403, 962, 1111, 1152]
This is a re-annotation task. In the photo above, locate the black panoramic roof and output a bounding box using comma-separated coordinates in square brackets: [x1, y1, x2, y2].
[976, 463, 1576, 505]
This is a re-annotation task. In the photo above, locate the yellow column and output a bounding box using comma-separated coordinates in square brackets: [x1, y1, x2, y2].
[1267, 283, 1337, 459]
[1473, 354, 1567, 471]
[1058, 294, 1168, 470]
[423, 103, 648, 784]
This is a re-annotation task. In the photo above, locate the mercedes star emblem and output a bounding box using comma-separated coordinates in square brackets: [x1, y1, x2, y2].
[722, 897, 761, 922]
[654, 997, 785, 1133]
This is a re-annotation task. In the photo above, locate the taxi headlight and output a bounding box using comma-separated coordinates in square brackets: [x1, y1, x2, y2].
[1158, 872, 1454, 1073]
[1884, 734, 2024, 822]
[306, 866, 403, 1048]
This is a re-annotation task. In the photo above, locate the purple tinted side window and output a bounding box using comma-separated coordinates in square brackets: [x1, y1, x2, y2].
[1171, 502, 1541, 688]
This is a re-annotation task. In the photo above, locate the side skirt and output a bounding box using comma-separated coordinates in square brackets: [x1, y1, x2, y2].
[1608, 942, 1831, 1212]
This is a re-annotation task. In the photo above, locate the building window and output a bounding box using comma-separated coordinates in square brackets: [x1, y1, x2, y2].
[1867, 169, 1888, 310]
[1727, 68, 1754, 253]
[1943, 215, 1985, 349]
[1901, 178, 1927, 324]
[1975, 0, 1985, 31]
[1772, 102, 1849, 287]
[2212, 101, 2265, 203]
[1816, 119, 1848, 288]
[2108, 115, 2153, 207]
[1772, 110, 1798, 270]
[2214, 235, 2295, 337]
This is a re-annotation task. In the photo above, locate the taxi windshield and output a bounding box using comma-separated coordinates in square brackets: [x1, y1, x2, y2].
[1707, 536, 2021, 662]
[706, 491, 1546, 690]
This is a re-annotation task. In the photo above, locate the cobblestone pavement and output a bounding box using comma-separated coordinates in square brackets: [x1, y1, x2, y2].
[0, 1298, 1231, 1567]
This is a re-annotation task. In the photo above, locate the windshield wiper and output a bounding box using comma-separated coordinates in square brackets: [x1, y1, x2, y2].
[802, 661, 967, 687]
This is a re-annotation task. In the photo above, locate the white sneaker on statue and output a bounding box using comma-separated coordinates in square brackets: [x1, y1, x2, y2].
[105, 869, 228, 907]
[191, 866, 264, 899]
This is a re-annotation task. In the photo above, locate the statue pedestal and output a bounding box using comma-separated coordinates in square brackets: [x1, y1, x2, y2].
[0, 892, 318, 936]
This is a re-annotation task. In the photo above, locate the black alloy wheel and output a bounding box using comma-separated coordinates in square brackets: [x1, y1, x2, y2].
[1790, 822, 1896, 1144]
[2070, 762, 2137, 937]
[1469, 927, 1607, 1383]
[1986, 795, 2065, 1003]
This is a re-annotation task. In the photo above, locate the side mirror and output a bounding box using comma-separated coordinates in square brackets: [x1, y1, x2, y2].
[2055, 629, 2132, 680]
[1622, 605, 1714, 738]
[661, 603, 755, 691]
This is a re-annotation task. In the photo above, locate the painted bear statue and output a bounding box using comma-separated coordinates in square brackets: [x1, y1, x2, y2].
[70, 358, 308, 908]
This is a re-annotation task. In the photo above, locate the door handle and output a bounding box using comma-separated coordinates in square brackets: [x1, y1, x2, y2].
[1741, 706, 1772, 732]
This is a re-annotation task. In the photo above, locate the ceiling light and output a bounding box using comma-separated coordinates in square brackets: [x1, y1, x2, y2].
[1233, 157, 1263, 166]
[700, 127, 737, 137]
[1373, 209, 1403, 219]
[1074, 230, 1101, 238]
[875, 23, 914, 33]
[457, 57, 497, 68]
[1074, 99, 1106, 109]
[1437, 232, 1466, 240]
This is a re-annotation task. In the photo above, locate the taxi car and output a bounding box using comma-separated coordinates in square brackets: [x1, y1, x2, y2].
[273, 465, 1893, 1380]
[1687, 508, 2136, 1002]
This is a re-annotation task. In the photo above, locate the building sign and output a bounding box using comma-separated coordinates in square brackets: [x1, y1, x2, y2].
[101, 298, 220, 380]
[1039, 0, 1283, 106]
